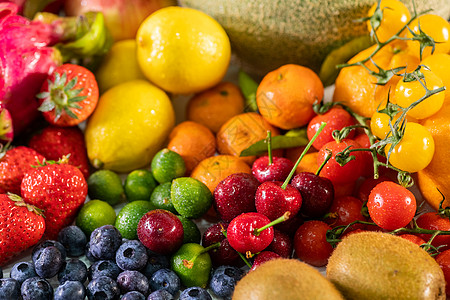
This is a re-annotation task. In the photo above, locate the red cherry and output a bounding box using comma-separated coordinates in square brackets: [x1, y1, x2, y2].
[267, 229, 293, 258]
[250, 251, 281, 271]
[255, 181, 302, 221]
[416, 212, 450, 251]
[213, 172, 258, 222]
[251, 156, 294, 183]
[201, 222, 241, 267]
[293, 220, 334, 267]
[137, 209, 184, 254]
[324, 196, 367, 230]
[227, 212, 278, 255]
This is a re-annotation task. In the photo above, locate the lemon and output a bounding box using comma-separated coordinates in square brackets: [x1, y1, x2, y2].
[85, 80, 175, 173]
[136, 6, 231, 94]
[95, 39, 146, 94]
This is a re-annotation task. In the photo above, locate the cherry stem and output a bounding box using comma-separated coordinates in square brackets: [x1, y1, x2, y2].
[254, 211, 290, 235]
[266, 130, 273, 165]
[281, 122, 327, 189]
[316, 149, 332, 176]
[221, 229, 252, 268]
[182, 242, 221, 269]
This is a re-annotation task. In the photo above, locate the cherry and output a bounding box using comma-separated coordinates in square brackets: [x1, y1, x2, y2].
[273, 214, 304, 237]
[251, 130, 294, 183]
[324, 196, 367, 230]
[201, 222, 241, 267]
[227, 212, 288, 255]
[137, 209, 184, 255]
[267, 229, 293, 258]
[250, 251, 281, 271]
[213, 172, 258, 222]
[291, 171, 334, 218]
[293, 220, 334, 267]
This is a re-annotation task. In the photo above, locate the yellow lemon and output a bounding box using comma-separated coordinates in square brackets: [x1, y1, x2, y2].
[95, 39, 146, 94]
[136, 6, 231, 94]
[85, 80, 175, 173]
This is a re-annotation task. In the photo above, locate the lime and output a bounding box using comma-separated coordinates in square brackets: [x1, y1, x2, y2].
[87, 169, 125, 206]
[115, 200, 155, 240]
[177, 215, 201, 244]
[149, 182, 177, 214]
[76, 200, 116, 236]
[151, 148, 186, 184]
[170, 243, 212, 288]
[171, 177, 212, 219]
[124, 169, 158, 202]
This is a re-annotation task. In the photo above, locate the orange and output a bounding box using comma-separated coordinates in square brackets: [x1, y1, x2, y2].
[256, 64, 324, 130]
[190, 155, 251, 194]
[333, 40, 420, 118]
[186, 81, 245, 133]
[216, 112, 280, 164]
[167, 121, 216, 175]
[417, 104, 450, 211]
[285, 147, 318, 175]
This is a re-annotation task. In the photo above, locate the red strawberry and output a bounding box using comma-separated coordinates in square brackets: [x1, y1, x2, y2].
[28, 125, 90, 178]
[0, 146, 45, 195]
[21, 158, 87, 239]
[37, 63, 99, 126]
[0, 193, 45, 266]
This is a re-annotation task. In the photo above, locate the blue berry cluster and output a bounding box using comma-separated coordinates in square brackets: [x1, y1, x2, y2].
[1, 224, 245, 300]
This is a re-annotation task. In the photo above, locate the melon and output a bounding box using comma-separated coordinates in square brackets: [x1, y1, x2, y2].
[179, 0, 450, 78]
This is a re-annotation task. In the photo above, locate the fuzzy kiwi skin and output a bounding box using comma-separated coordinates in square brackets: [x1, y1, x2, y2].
[232, 258, 344, 300]
[327, 231, 446, 300]
[179, 0, 450, 77]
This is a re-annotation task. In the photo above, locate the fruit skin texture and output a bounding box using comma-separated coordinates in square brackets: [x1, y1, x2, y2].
[0, 193, 45, 267]
[294, 220, 333, 267]
[233, 258, 345, 300]
[0, 146, 45, 195]
[38, 63, 99, 127]
[136, 6, 231, 94]
[21, 162, 88, 239]
[28, 126, 90, 178]
[415, 212, 450, 252]
[326, 231, 446, 300]
[85, 80, 175, 173]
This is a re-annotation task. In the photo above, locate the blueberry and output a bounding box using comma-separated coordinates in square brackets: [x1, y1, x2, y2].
[58, 225, 88, 257]
[121, 290, 146, 300]
[86, 275, 120, 300]
[33, 245, 64, 278]
[147, 289, 175, 300]
[21, 277, 53, 300]
[0, 278, 20, 300]
[142, 254, 170, 278]
[149, 268, 181, 296]
[117, 270, 150, 296]
[89, 225, 122, 260]
[116, 240, 148, 271]
[54, 280, 86, 300]
[209, 265, 244, 300]
[10, 261, 37, 285]
[179, 287, 212, 300]
[32, 240, 67, 262]
[58, 258, 88, 284]
[0, 266, 2, 279]
[88, 260, 122, 280]
[85, 243, 97, 263]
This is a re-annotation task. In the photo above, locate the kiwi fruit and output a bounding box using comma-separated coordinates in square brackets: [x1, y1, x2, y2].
[232, 258, 344, 300]
[327, 231, 446, 300]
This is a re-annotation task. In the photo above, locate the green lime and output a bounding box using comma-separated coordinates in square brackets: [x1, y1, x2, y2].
[87, 169, 125, 206]
[76, 200, 116, 236]
[171, 177, 212, 219]
[177, 215, 201, 244]
[115, 200, 155, 239]
[149, 182, 177, 214]
[170, 243, 212, 288]
[124, 169, 158, 202]
[151, 148, 186, 184]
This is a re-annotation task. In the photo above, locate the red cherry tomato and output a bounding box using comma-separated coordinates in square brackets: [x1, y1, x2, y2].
[367, 181, 416, 230]
[324, 196, 367, 230]
[435, 249, 450, 297]
[416, 212, 450, 251]
[397, 234, 426, 247]
[356, 175, 393, 203]
[293, 220, 333, 267]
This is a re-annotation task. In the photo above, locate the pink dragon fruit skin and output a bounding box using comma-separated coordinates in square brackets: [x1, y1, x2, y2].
[0, 2, 62, 135]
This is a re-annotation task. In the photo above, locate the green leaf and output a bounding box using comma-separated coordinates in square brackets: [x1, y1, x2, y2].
[238, 70, 259, 112]
[240, 129, 309, 157]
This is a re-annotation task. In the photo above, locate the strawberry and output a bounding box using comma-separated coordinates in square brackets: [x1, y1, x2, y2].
[37, 63, 99, 127]
[0, 193, 45, 267]
[28, 125, 90, 178]
[21, 158, 87, 239]
[0, 146, 45, 195]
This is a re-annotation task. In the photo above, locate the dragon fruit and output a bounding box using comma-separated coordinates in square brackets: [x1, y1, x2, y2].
[0, 2, 111, 141]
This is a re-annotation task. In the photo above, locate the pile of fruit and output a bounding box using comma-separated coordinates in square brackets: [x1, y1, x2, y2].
[1, 0, 450, 299]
